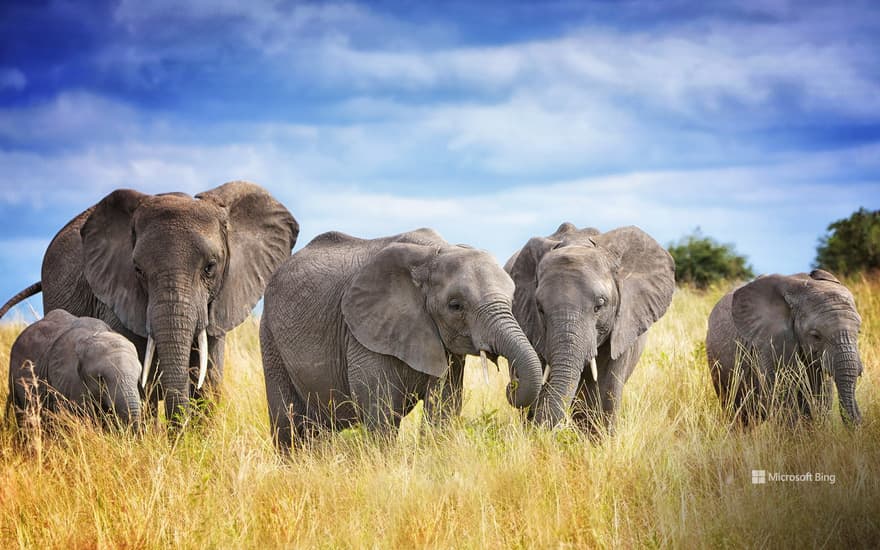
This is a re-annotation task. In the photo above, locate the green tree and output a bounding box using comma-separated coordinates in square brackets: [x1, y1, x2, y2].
[668, 229, 754, 289]
[815, 208, 880, 275]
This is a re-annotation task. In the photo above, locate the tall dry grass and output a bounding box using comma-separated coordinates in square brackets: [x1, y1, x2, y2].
[0, 278, 878, 548]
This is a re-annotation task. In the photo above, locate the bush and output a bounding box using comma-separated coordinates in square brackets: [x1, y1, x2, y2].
[668, 229, 754, 289]
[815, 208, 880, 276]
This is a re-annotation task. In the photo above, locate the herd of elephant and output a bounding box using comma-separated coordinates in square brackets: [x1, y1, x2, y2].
[0, 182, 865, 454]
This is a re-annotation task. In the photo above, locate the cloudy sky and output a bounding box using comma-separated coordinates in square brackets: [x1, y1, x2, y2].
[1, 0, 879, 319]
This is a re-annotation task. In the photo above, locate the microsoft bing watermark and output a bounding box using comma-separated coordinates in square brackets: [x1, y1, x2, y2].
[751, 469, 836, 485]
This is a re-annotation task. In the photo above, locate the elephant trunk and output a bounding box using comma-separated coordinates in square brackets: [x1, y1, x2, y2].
[150, 297, 201, 425]
[111, 382, 143, 430]
[476, 301, 542, 409]
[830, 334, 863, 427]
[533, 311, 593, 428]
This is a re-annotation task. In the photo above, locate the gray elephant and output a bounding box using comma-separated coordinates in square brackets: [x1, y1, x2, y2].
[7, 309, 142, 431]
[261, 228, 543, 452]
[505, 223, 675, 433]
[706, 270, 863, 427]
[0, 181, 298, 424]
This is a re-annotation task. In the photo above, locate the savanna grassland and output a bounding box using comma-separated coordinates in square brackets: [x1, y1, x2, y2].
[1, 279, 879, 548]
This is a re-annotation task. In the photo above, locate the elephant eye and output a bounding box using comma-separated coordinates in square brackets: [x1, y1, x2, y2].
[134, 265, 145, 279]
[809, 330, 822, 342]
[204, 259, 218, 278]
[594, 297, 606, 313]
[448, 300, 464, 313]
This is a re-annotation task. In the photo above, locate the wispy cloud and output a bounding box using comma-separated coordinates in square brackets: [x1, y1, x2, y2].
[0, 0, 878, 317]
[0, 67, 26, 92]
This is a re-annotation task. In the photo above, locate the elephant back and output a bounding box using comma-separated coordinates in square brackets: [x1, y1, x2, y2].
[8, 310, 78, 409]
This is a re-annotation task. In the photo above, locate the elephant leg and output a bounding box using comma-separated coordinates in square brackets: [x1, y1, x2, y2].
[424, 354, 465, 425]
[596, 367, 626, 436]
[571, 374, 602, 436]
[571, 355, 622, 438]
[734, 359, 771, 427]
[261, 326, 318, 454]
[796, 366, 832, 421]
[600, 335, 646, 434]
[574, 336, 644, 437]
[346, 337, 408, 437]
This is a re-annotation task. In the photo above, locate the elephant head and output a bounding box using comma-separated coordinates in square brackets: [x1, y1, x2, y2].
[71, 328, 143, 428]
[509, 224, 675, 426]
[79, 181, 298, 422]
[342, 243, 543, 408]
[732, 269, 863, 426]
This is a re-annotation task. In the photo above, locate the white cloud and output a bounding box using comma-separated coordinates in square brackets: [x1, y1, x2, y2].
[97, 1, 880, 123]
[1, 127, 876, 275]
[2, 0, 878, 294]
[0, 67, 26, 92]
[0, 92, 147, 148]
[302, 21, 880, 121]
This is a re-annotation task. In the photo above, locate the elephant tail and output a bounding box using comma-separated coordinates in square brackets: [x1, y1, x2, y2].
[0, 281, 42, 320]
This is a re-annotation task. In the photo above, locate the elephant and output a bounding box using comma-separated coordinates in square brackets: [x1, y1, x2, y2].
[706, 270, 864, 427]
[505, 223, 675, 434]
[7, 309, 142, 431]
[260, 228, 543, 452]
[0, 181, 299, 424]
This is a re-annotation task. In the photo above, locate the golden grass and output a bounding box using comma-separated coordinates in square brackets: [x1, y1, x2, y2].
[1, 279, 879, 548]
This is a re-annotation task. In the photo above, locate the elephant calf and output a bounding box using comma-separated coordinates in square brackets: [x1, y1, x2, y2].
[7, 309, 142, 431]
[707, 270, 864, 427]
[261, 228, 543, 452]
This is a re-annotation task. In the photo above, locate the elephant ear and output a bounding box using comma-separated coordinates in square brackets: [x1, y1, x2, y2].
[81, 189, 149, 337]
[594, 226, 675, 360]
[732, 275, 798, 367]
[196, 181, 299, 334]
[342, 242, 448, 378]
[810, 269, 841, 284]
[508, 236, 559, 357]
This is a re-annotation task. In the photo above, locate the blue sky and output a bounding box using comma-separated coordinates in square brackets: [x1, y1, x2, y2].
[1, 0, 879, 320]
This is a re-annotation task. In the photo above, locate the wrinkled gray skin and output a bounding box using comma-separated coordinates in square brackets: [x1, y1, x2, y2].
[707, 270, 863, 427]
[261, 229, 543, 452]
[3, 182, 298, 425]
[506, 223, 675, 434]
[8, 309, 142, 431]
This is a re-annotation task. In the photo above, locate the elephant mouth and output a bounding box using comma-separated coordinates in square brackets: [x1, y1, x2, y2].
[140, 329, 209, 391]
[541, 356, 598, 385]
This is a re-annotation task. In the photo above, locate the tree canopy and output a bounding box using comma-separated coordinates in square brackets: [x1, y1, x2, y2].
[815, 208, 880, 276]
[668, 229, 754, 289]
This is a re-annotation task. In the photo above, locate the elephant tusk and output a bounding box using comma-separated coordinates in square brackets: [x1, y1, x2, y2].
[589, 357, 598, 383]
[542, 364, 551, 385]
[197, 329, 208, 390]
[479, 350, 490, 386]
[141, 335, 155, 389]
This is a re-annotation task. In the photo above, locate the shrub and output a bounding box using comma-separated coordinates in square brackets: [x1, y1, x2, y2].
[668, 229, 754, 289]
[815, 208, 880, 276]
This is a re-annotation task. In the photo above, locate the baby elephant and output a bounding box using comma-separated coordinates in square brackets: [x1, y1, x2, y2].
[261, 228, 543, 452]
[707, 270, 863, 427]
[8, 309, 143, 431]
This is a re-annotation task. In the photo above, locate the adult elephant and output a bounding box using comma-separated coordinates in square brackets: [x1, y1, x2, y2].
[505, 223, 675, 434]
[0, 181, 298, 423]
[261, 229, 543, 452]
[707, 270, 864, 427]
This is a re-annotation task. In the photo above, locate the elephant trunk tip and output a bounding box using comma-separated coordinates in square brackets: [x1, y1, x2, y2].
[506, 353, 543, 409]
[840, 401, 862, 428]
